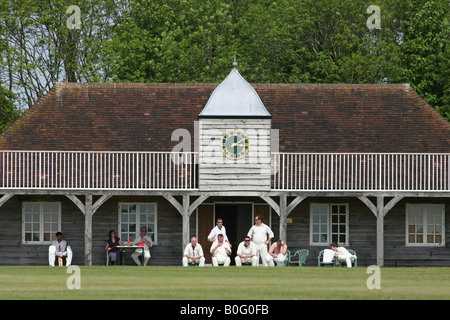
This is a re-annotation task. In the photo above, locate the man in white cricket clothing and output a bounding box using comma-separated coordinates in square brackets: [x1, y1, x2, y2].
[330, 242, 357, 268]
[182, 236, 205, 266]
[210, 234, 231, 266]
[235, 235, 258, 266]
[207, 217, 232, 248]
[247, 215, 274, 267]
[48, 231, 73, 266]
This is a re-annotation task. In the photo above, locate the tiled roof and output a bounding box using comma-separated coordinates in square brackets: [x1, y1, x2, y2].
[1, 82, 449, 153]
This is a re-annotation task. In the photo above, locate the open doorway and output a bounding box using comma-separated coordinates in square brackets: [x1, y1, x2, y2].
[214, 203, 253, 265]
[197, 202, 271, 265]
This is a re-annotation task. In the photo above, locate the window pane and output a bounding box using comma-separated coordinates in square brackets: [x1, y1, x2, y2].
[417, 225, 423, 233]
[331, 215, 338, 223]
[24, 213, 32, 222]
[23, 202, 60, 243]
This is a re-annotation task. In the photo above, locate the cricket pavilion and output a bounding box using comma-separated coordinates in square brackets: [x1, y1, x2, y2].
[0, 64, 449, 266]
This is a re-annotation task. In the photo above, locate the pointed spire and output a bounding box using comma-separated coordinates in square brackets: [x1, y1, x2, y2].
[198, 61, 271, 119]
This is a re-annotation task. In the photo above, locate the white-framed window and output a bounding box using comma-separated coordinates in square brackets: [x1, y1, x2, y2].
[22, 202, 61, 244]
[310, 203, 349, 245]
[119, 203, 157, 244]
[406, 204, 445, 246]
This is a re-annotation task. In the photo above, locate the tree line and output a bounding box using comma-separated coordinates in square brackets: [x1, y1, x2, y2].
[0, 0, 448, 132]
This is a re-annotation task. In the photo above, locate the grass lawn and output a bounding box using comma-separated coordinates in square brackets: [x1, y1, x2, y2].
[0, 266, 449, 300]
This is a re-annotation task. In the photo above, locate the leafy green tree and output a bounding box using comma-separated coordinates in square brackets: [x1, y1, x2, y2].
[0, 0, 123, 110]
[390, 0, 449, 120]
[109, 0, 237, 82]
[0, 84, 21, 134]
[1, 0, 448, 122]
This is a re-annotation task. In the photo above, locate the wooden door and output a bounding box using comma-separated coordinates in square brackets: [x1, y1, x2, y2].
[254, 204, 270, 227]
[197, 204, 214, 264]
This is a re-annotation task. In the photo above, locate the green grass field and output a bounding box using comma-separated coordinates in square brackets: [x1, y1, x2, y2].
[0, 266, 449, 300]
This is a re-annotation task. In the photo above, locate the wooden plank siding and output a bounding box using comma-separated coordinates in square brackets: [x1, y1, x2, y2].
[198, 119, 272, 191]
[275, 197, 450, 267]
[1, 195, 449, 266]
[0, 196, 185, 266]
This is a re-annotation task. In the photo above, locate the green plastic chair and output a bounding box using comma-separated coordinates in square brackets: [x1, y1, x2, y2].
[284, 249, 291, 266]
[288, 249, 309, 267]
[318, 249, 336, 267]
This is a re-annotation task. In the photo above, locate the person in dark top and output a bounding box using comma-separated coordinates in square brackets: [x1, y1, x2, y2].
[106, 229, 122, 265]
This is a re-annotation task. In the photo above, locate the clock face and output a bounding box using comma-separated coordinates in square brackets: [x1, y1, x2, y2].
[221, 129, 249, 160]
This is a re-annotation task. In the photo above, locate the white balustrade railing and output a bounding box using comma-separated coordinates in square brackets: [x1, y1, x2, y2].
[271, 153, 450, 191]
[1, 151, 449, 192]
[0, 151, 198, 190]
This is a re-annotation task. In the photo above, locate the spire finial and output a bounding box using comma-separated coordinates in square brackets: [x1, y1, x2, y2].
[232, 55, 238, 68]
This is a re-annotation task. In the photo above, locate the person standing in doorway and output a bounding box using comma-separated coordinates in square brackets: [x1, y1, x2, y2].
[247, 215, 274, 267]
[207, 217, 232, 248]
